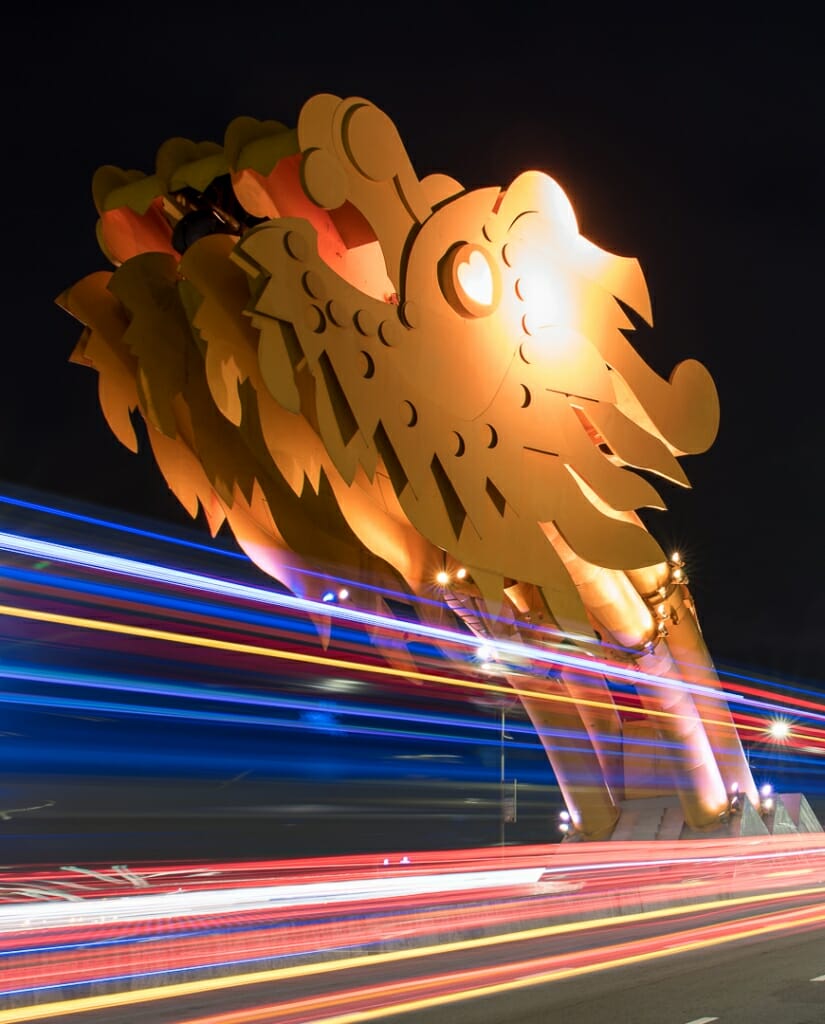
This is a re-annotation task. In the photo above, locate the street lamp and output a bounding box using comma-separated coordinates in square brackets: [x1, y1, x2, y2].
[744, 718, 793, 814]
[747, 717, 793, 765]
[767, 718, 792, 742]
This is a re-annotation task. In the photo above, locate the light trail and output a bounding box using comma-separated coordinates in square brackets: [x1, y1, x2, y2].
[2, 880, 824, 1022]
[0, 530, 514, 661]
[162, 900, 825, 1024]
[3, 841, 825, 961]
[3, 851, 824, 996]
[0, 599, 712, 730]
[0, 685, 544, 757]
[6, 589, 825, 757]
[9, 597, 824, 756]
[0, 493, 248, 563]
[0, 865, 547, 931]
[5, 491, 825, 716]
[3, 525, 824, 802]
[3, 563, 816, 751]
[5, 588, 825, 754]
[0, 659, 697, 771]
[4, 528, 825, 748]
[5, 528, 822, 725]
[1, 511, 823, 1020]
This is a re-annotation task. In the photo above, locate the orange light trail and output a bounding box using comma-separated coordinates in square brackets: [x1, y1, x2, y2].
[0, 600, 802, 741]
[5, 841, 825, 993]
[167, 900, 825, 1024]
[2, 882, 824, 1023]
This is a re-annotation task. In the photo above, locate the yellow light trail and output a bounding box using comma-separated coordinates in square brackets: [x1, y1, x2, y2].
[185, 900, 825, 1024]
[2, 883, 824, 1022]
[1, 600, 806, 741]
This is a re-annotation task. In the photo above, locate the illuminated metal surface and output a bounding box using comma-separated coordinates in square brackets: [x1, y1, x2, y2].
[55, 94, 813, 836]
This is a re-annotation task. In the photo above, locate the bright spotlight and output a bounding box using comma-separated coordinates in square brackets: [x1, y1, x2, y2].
[476, 643, 496, 663]
[760, 783, 773, 797]
[768, 719, 791, 741]
[435, 570, 450, 586]
[337, 588, 350, 601]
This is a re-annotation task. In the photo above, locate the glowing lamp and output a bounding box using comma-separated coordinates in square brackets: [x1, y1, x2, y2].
[476, 643, 496, 663]
[442, 243, 499, 318]
[435, 570, 450, 586]
[768, 720, 791, 741]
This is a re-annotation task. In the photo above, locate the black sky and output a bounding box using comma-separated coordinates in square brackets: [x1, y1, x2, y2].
[1, 18, 822, 686]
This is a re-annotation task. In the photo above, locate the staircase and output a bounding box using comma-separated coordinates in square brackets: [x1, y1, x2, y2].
[605, 792, 823, 841]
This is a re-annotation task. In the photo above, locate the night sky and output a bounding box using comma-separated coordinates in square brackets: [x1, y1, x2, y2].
[2, 19, 822, 688]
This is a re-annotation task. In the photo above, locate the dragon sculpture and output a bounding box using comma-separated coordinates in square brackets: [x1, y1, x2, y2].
[59, 93, 761, 839]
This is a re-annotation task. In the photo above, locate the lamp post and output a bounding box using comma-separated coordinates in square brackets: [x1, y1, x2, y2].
[744, 718, 792, 811]
[470, 641, 518, 846]
[747, 717, 792, 765]
[498, 706, 519, 845]
[500, 707, 506, 846]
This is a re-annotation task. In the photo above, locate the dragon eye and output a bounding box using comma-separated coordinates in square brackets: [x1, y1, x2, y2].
[440, 243, 499, 318]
